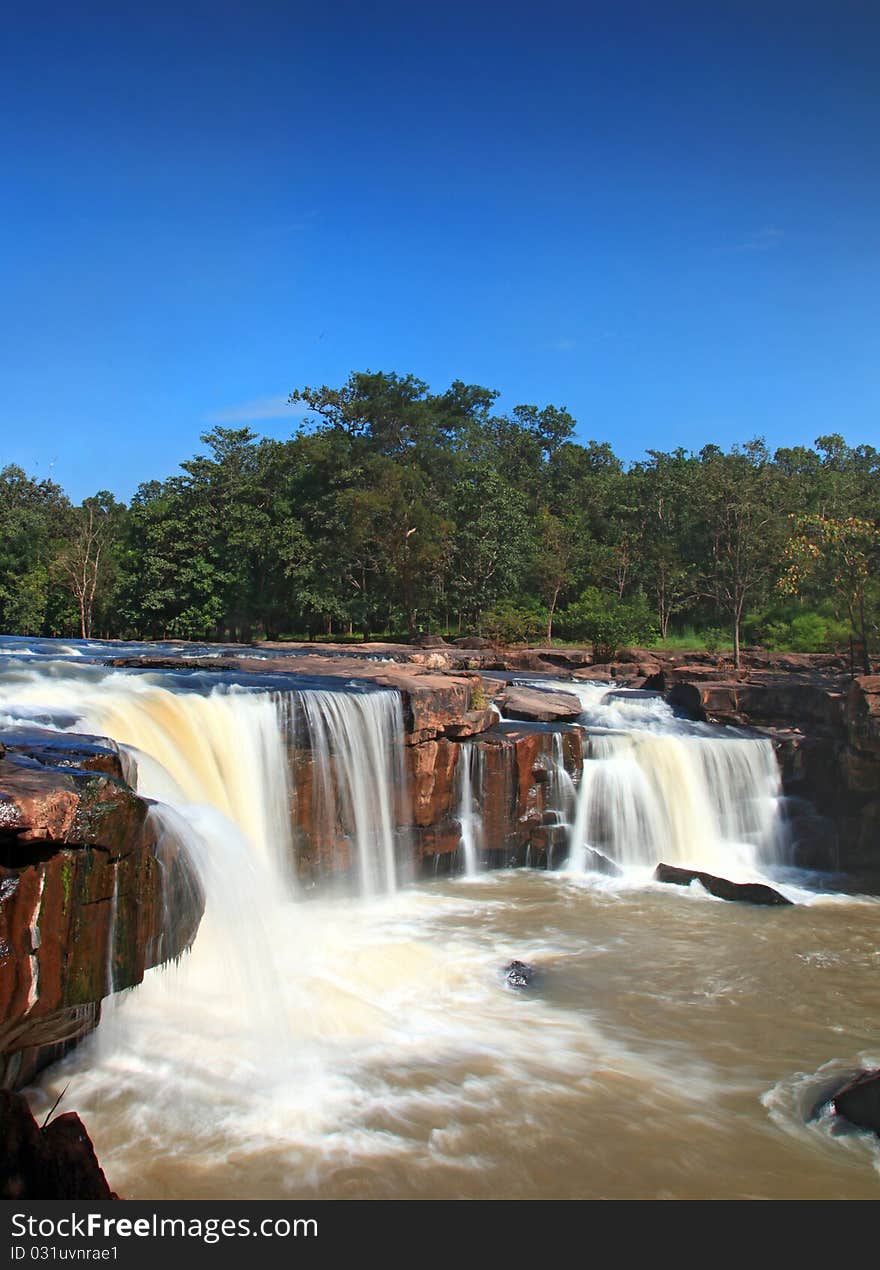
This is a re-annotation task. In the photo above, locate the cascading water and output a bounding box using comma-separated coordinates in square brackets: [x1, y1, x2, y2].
[567, 731, 784, 876]
[455, 744, 484, 877]
[0, 646, 877, 1199]
[0, 660, 450, 1174]
[0, 664, 412, 1050]
[297, 689, 409, 897]
[519, 680, 788, 879]
[546, 731, 577, 824]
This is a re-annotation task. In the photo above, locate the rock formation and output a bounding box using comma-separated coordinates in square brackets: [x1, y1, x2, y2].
[0, 730, 203, 1089]
[0, 1089, 116, 1199]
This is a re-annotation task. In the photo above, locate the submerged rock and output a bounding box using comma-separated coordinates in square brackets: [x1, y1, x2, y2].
[652, 863, 793, 906]
[584, 846, 623, 877]
[0, 1090, 117, 1199]
[833, 1069, 880, 1136]
[505, 960, 534, 988]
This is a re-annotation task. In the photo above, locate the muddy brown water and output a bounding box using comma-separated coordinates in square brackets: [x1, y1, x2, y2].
[25, 870, 880, 1200]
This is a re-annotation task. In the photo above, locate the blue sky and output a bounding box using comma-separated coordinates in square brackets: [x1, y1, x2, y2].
[2, 0, 878, 502]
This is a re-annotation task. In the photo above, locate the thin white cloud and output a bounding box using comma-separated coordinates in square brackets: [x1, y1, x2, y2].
[555, 338, 577, 351]
[257, 210, 320, 237]
[728, 226, 785, 253]
[205, 394, 294, 423]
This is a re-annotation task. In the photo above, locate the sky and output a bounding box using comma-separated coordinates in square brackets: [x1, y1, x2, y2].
[2, 0, 878, 502]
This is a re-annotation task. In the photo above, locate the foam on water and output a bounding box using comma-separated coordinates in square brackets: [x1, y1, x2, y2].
[1, 656, 876, 1198]
[518, 679, 788, 880]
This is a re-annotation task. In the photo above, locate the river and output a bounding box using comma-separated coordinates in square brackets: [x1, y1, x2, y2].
[0, 642, 877, 1199]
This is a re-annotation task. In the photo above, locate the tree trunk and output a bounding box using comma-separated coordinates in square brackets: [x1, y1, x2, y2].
[858, 590, 871, 673]
[546, 587, 559, 643]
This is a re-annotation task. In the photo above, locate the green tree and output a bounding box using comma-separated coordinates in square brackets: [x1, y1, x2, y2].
[54, 493, 122, 638]
[631, 450, 700, 639]
[694, 441, 789, 668]
[780, 514, 879, 671]
[0, 465, 70, 635]
[557, 587, 657, 660]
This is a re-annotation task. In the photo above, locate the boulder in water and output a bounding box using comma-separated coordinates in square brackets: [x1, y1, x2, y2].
[498, 686, 583, 723]
[653, 863, 792, 906]
[0, 1091, 117, 1199]
[584, 846, 623, 877]
[505, 960, 534, 988]
[833, 1069, 880, 1136]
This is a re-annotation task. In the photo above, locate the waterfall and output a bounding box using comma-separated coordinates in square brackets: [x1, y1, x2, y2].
[565, 704, 786, 878]
[455, 743, 484, 876]
[547, 732, 577, 824]
[515, 679, 788, 879]
[0, 662, 413, 1089]
[105, 869, 119, 996]
[0, 664, 410, 922]
[297, 689, 409, 897]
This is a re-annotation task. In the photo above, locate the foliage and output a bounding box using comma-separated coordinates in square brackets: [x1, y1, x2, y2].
[557, 588, 658, 661]
[0, 375, 877, 654]
[481, 598, 549, 644]
[779, 513, 880, 668]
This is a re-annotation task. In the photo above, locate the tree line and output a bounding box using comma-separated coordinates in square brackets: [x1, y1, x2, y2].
[1, 371, 878, 669]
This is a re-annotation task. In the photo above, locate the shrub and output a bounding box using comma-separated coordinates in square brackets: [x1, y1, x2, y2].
[557, 588, 657, 661]
[703, 627, 727, 654]
[480, 598, 549, 644]
[764, 612, 850, 652]
[747, 601, 852, 652]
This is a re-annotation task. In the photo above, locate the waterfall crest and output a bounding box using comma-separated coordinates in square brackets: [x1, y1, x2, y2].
[0, 665, 410, 911]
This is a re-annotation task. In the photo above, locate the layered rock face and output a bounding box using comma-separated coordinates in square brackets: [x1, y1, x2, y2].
[274, 669, 584, 883]
[407, 725, 583, 873]
[0, 732, 203, 1089]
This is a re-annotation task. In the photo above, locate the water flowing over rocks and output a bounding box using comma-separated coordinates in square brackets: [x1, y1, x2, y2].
[2, 638, 878, 1102]
[2, 637, 879, 1199]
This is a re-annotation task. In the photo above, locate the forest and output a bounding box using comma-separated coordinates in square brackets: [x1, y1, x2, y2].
[1, 371, 878, 669]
